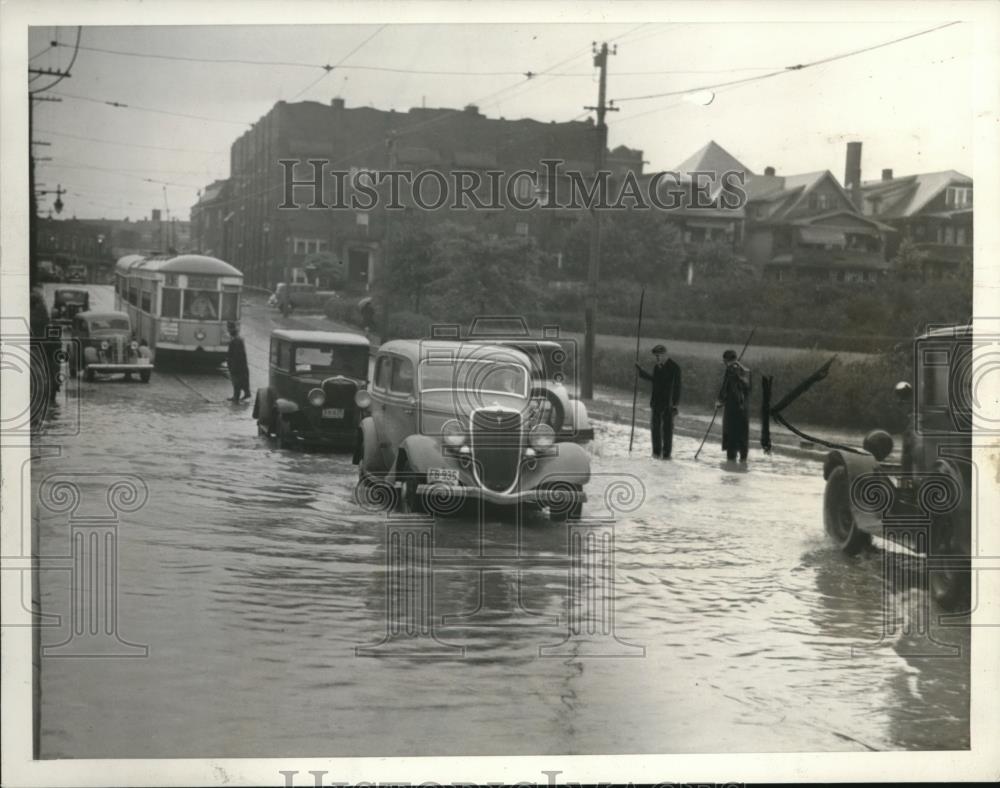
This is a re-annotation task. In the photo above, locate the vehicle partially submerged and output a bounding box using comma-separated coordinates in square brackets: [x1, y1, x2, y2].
[71, 310, 153, 382]
[253, 329, 370, 450]
[51, 288, 91, 322]
[821, 324, 972, 611]
[355, 339, 591, 520]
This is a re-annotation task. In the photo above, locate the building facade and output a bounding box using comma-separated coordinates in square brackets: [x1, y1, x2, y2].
[199, 98, 643, 290]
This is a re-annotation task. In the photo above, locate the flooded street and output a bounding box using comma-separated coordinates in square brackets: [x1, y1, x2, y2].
[34, 287, 969, 758]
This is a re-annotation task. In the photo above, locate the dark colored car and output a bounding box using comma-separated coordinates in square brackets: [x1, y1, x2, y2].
[354, 339, 591, 520]
[71, 310, 153, 382]
[253, 329, 370, 450]
[822, 324, 972, 611]
[51, 288, 90, 322]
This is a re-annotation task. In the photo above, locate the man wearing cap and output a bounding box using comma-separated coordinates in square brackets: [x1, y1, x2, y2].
[716, 349, 752, 463]
[226, 321, 251, 403]
[635, 344, 682, 459]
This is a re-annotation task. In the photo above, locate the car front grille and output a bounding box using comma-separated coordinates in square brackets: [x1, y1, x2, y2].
[470, 408, 522, 492]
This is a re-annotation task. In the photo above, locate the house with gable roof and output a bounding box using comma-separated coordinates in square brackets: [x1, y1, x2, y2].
[859, 168, 972, 278]
[742, 165, 895, 282]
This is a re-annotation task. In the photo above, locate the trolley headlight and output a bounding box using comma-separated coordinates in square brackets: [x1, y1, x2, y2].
[354, 389, 371, 409]
[529, 423, 555, 450]
[308, 388, 326, 407]
[194, 329, 206, 342]
[442, 419, 465, 447]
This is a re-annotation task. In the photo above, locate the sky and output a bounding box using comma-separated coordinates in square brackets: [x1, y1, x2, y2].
[25, 14, 976, 222]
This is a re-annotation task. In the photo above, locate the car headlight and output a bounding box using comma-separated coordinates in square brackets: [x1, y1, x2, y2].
[529, 423, 555, 449]
[100, 340, 109, 351]
[442, 419, 465, 447]
[354, 389, 371, 409]
[194, 329, 206, 341]
[308, 388, 326, 407]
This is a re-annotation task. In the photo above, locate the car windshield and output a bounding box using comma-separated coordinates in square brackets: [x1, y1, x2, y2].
[88, 317, 130, 331]
[419, 359, 528, 397]
[57, 291, 88, 303]
[294, 345, 368, 378]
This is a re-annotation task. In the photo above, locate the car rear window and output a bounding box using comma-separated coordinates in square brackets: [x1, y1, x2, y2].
[88, 318, 130, 331]
[294, 345, 368, 379]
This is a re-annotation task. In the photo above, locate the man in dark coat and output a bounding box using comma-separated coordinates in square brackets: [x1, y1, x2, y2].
[716, 349, 751, 463]
[635, 344, 682, 459]
[226, 321, 251, 402]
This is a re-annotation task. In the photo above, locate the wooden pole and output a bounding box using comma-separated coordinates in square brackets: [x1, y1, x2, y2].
[693, 326, 756, 460]
[628, 287, 646, 453]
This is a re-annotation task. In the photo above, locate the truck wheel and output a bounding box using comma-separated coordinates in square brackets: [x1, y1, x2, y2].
[823, 465, 872, 555]
[930, 515, 970, 612]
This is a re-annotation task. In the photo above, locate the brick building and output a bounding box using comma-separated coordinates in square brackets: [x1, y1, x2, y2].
[200, 98, 644, 290]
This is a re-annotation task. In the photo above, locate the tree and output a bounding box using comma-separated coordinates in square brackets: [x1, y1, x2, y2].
[377, 211, 438, 313]
[425, 222, 545, 320]
[892, 238, 929, 282]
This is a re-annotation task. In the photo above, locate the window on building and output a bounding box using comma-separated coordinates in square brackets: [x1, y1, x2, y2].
[515, 174, 535, 202]
[944, 226, 955, 245]
[956, 227, 967, 246]
[945, 187, 973, 209]
[356, 213, 369, 227]
[515, 222, 529, 237]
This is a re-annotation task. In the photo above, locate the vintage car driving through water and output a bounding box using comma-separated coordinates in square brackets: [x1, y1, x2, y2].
[354, 339, 591, 520]
[70, 310, 154, 383]
[253, 329, 370, 450]
[821, 324, 972, 611]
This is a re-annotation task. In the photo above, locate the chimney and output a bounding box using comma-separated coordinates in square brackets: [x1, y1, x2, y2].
[844, 141, 862, 208]
[881, 168, 893, 181]
[463, 104, 480, 116]
[764, 166, 775, 176]
[331, 97, 345, 110]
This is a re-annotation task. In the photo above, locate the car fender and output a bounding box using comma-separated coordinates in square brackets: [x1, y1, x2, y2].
[531, 385, 566, 434]
[358, 416, 390, 475]
[392, 435, 444, 480]
[274, 397, 300, 416]
[524, 441, 591, 488]
[565, 399, 591, 435]
[823, 450, 886, 536]
[252, 387, 271, 422]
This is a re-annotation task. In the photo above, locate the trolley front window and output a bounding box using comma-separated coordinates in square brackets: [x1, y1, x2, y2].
[221, 291, 239, 322]
[161, 288, 181, 318]
[183, 290, 219, 320]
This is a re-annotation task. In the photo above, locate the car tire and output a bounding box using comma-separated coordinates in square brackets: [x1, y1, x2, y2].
[394, 459, 427, 515]
[276, 413, 293, 450]
[547, 484, 583, 523]
[929, 514, 971, 612]
[823, 465, 872, 555]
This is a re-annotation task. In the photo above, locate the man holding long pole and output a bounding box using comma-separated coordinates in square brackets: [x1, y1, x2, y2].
[716, 348, 752, 464]
[635, 344, 682, 460]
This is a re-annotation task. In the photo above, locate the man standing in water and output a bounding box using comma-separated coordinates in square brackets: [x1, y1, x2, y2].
[716, 348, 751, 463]
[226, 321, 251, 402]
[635, 344, 682, 459]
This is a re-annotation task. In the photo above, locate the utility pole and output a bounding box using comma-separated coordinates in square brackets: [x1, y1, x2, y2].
[580, 42, 617, 401]
[28, 89, 64, 285]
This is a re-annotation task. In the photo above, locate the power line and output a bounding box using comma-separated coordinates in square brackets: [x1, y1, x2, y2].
[290, 25, 387, 101]
[48, 92, 252, 126]
[611, 20, 962, 103]
[34, 128, 224, 155]
[30, 26, 81, 95]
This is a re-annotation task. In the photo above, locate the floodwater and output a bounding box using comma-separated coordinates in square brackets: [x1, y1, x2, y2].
[33, 286, 969, 758]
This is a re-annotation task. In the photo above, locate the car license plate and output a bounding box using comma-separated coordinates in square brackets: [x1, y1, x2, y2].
[428, 468, 459, 485]
[322, 408, 345, 419]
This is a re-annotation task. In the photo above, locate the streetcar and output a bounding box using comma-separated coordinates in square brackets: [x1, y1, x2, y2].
[114, 253, 243, 367]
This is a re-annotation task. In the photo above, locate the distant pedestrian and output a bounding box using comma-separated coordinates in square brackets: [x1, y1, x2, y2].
[359, 297, 376, 332]
[716, 349, 751, 463]
[635, 344, 682, 459]
[226, 321, 251, 402]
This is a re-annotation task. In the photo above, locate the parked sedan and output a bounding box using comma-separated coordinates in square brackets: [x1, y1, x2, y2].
[354, 339, 590, 520]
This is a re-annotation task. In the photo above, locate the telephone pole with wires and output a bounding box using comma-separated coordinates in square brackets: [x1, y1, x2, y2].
[580, 41, 617, 401]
